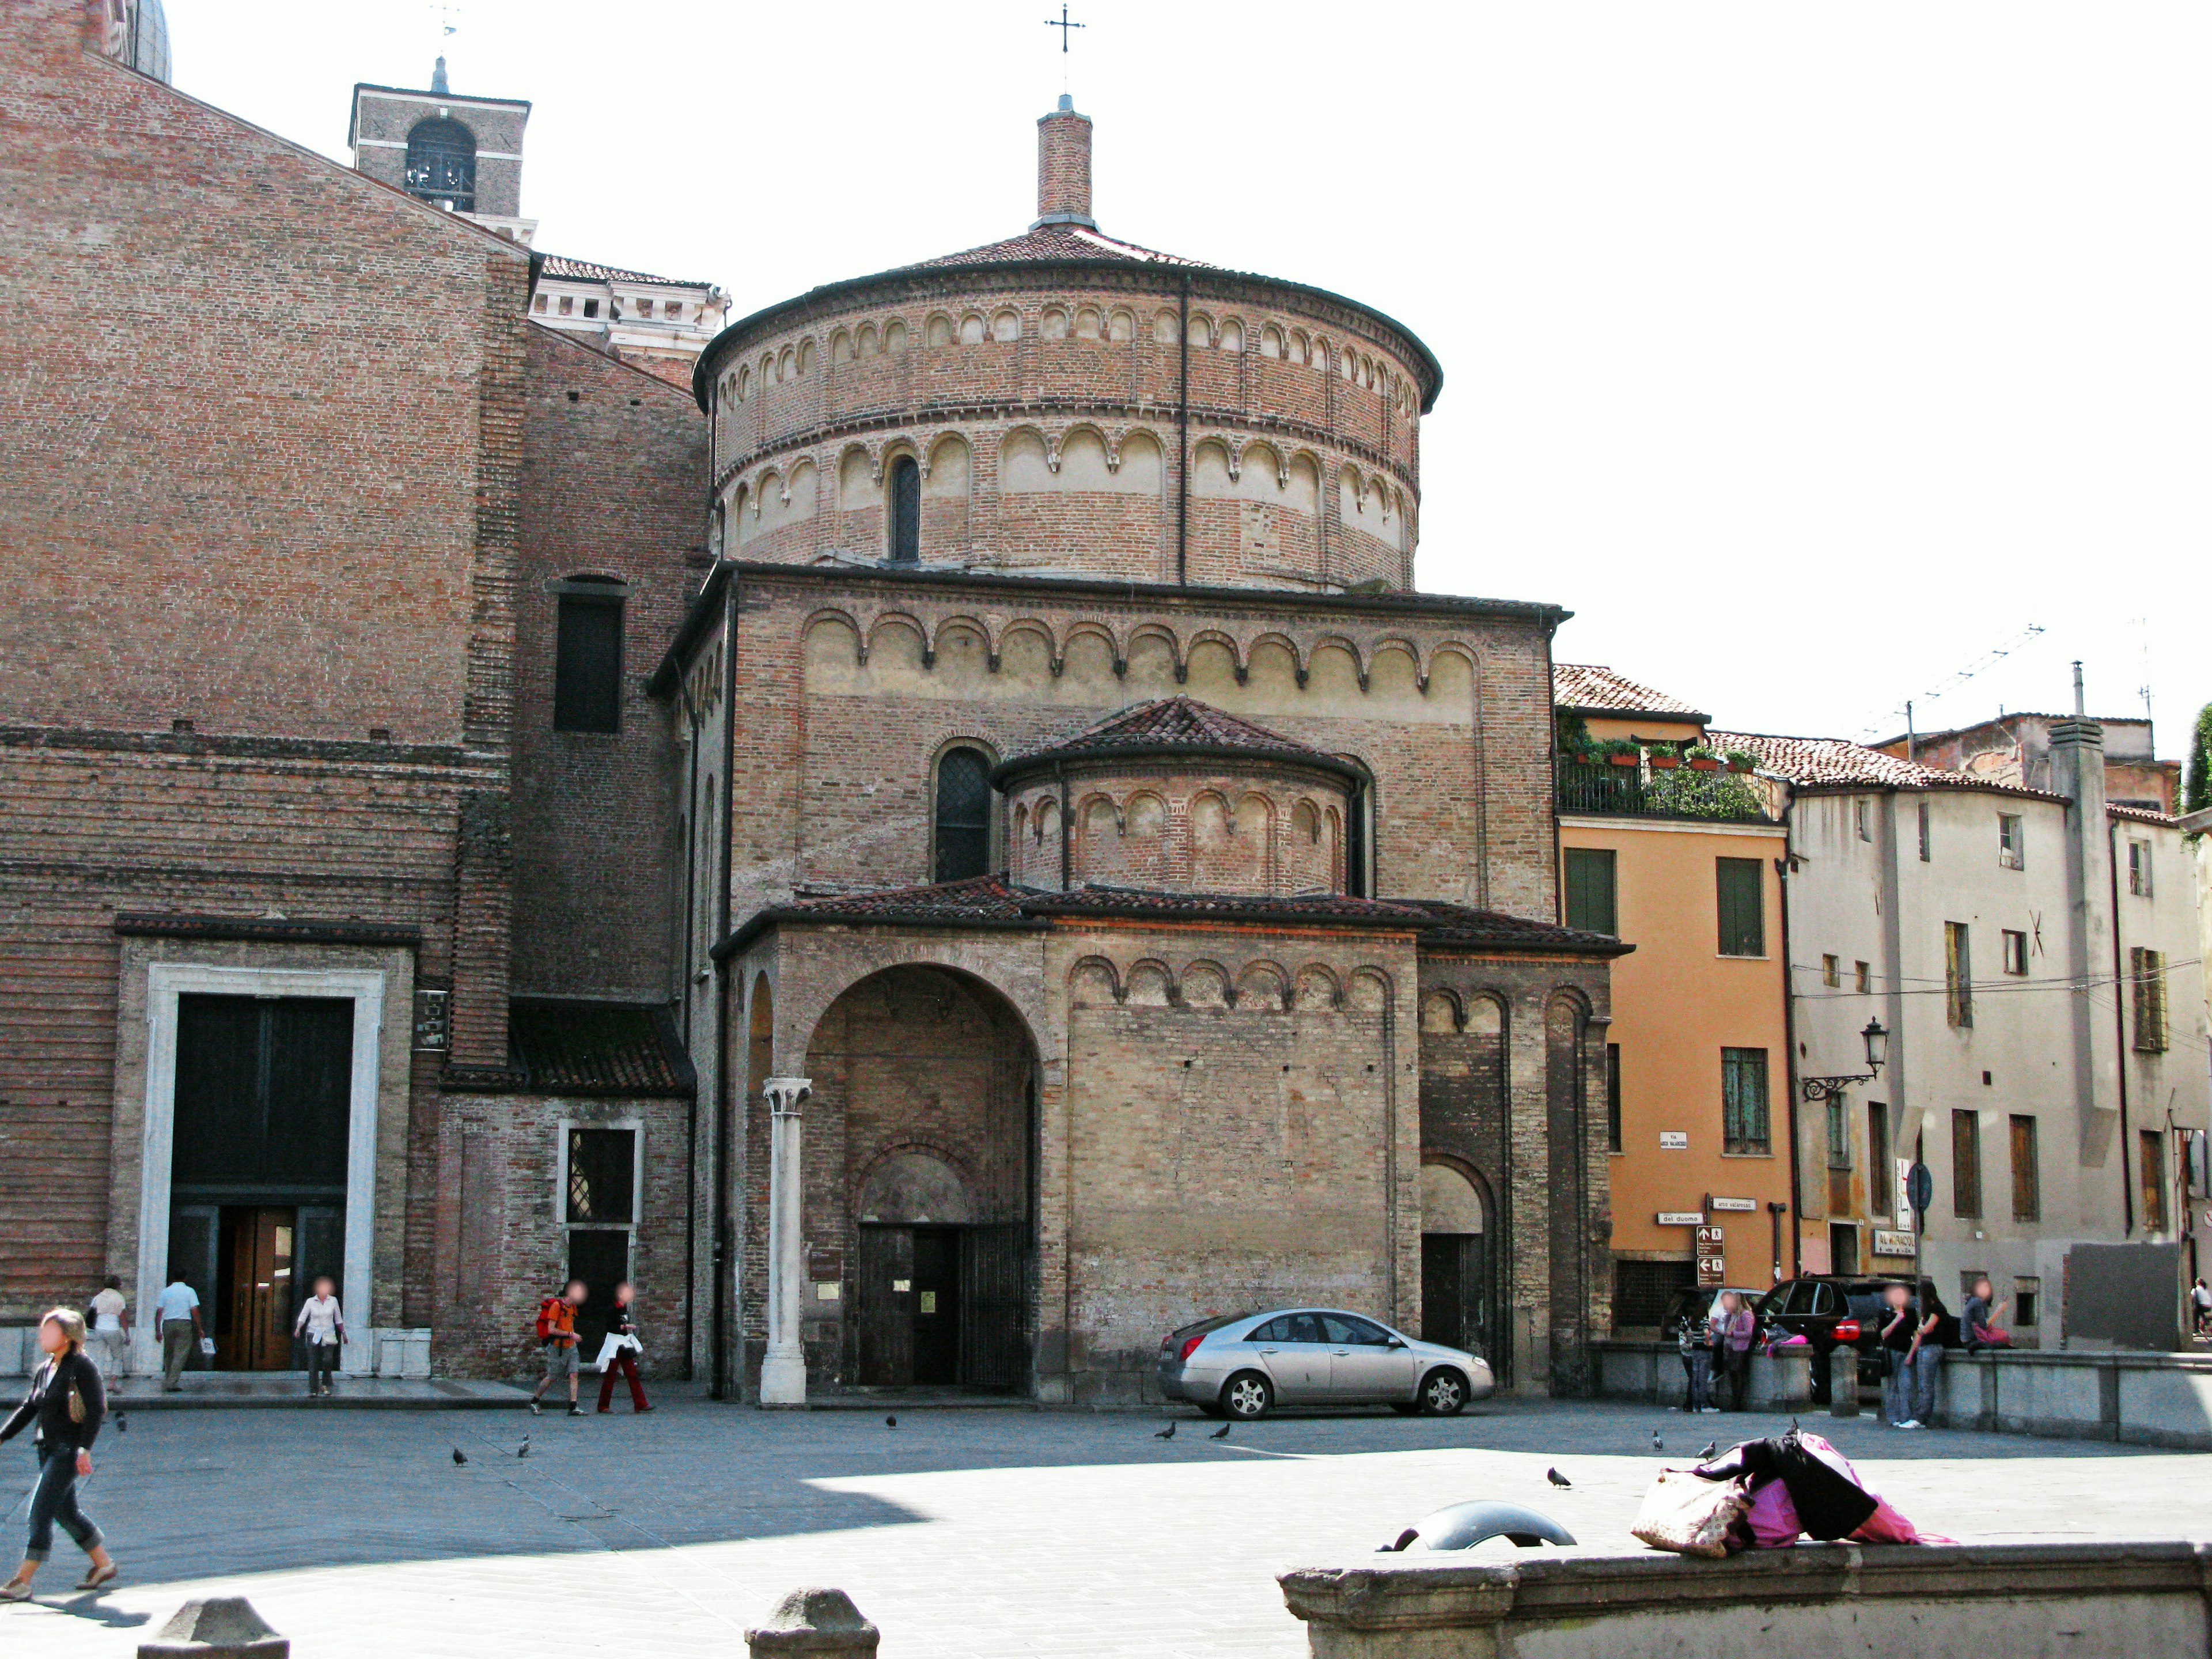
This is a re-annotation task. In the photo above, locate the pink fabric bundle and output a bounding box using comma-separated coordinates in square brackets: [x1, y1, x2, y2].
[1737, 1431, 1950, 1548]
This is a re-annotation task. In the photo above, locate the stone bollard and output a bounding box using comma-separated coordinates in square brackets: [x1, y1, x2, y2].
[1828, 1347, 1859, 1418]
[138, 1597, 288, 1659]
[746, 1588, 880, 1658]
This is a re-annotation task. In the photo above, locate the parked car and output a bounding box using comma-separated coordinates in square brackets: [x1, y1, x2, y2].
[1755, 1275, 1916, 1398]
[1157, 1308, 1493, 1420]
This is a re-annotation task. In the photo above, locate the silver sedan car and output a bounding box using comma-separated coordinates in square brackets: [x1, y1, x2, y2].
[1157, 1308, 1493, 1419]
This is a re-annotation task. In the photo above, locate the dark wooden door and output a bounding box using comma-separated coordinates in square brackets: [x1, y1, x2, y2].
[1422, 1234, 1464, 1349]
[221, 1207, 297, 1370]
[960, 1224, 1027, 1390]
[855, 1225, 915, 1386]
[1422, 1233, 1491, 1360]
[911, 1227, 960, 1386]
[566, 1230, 631, 1362]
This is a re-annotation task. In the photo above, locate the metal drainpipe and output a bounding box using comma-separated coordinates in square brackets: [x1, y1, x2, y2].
[676, 670, 702, 1377]
[714, 573, 740, 1391]
[1777, 834, 1805, 1281]
[1176, 275, 1190, 586]
[2109, 816, 2134, 1234]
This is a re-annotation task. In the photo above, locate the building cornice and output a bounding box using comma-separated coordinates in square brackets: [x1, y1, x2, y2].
[694, 257, 1444, 415]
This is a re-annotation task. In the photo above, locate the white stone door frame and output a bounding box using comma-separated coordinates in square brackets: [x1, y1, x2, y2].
[133, 963, 387, 1373]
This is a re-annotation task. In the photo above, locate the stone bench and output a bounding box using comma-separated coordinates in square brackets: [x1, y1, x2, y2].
[1279, 1540, 2212, 1658]
[1594, 1340, 1813, 1411]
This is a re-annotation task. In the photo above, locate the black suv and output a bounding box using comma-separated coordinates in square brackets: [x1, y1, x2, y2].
[1756, 1275, 1916, 1399]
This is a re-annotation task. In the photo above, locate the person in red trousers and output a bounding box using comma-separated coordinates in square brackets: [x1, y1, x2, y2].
[596, 1282, 652, 1414]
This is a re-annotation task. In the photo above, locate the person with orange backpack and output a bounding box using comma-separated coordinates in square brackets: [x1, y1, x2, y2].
[528, 1281, 588, 1417]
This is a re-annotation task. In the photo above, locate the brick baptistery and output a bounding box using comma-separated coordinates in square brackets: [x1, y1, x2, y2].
[0, 0, 1626, 1404]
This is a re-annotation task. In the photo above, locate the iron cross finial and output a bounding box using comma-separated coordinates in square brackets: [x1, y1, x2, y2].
[1044, 3, 1084, 52]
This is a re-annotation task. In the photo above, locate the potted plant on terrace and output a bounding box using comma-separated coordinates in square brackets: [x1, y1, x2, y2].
[1685, 744, 1722, 772]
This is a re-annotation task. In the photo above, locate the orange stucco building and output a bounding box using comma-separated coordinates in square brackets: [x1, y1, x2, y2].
[1554, 667, 1793, 1331]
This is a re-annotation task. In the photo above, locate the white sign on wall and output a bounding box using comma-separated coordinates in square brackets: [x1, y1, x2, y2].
[1872, 1229, 1916, 1257]
[1657, 1211, 1706, 1226]
[1660, 1131, 1689, 1150]
[1709, 1197, 1758, 1212]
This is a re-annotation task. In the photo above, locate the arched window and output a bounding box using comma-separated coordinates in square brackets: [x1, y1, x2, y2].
[933, 748, 993, 882]
[887, 454, 921, 563]
[404, 118, 477, 213]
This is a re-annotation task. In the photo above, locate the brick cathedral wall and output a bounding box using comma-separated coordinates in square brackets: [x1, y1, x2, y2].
[0, 2, 527, 1316]
[510, 327, 704, 1000]
[426, 1089, 694, 1379]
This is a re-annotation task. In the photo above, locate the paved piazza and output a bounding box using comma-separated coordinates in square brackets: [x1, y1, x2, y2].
[4, 1397, 2205, 1658]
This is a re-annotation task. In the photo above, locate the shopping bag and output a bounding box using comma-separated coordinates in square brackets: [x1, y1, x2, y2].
[1630, 1469, 1749, 1558]
[198, 1336, 216, 1357]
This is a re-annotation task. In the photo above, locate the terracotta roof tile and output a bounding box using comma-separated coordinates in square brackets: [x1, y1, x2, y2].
[725, 877, 1628, 957]
[1711, 730, 2065, 801]
[910, 223, 1207, 270]
[507, 1000, 696, 1096]
[997, 696, 1350, 779]
[1554, 664, 1708, 721]
[539, 253, 715, 289]
[2108, 802, 2178, 827]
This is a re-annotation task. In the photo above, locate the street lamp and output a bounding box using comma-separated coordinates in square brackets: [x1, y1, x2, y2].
[1800, 1018, 1888, 1103]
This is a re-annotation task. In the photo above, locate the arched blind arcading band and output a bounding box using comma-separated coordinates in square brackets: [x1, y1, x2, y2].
[404, 118, 477, 212]
[888, 456, 921, 563]
[934, 748, 993, 882]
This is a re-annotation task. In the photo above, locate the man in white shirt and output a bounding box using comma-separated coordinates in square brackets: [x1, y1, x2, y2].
[154, 1279, 203, 1392]
[88, 1276, 130, 1378]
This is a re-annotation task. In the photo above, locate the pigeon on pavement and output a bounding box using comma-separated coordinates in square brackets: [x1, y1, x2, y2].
[1546, 1467, 1571, 1488]
[1699, 1440, 1718, 1460]
[452, 1448, 468, 1466]
[1154, 1422, 1177, 1440]
[1209, 1422, 1231, 1440]
[1651, 1429, 1664, 1452]
[885, 1415, 897, 1429]
[516, 1436, 531, 1460]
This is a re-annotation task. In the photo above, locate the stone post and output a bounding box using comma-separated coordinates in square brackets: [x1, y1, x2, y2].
[746, 1588, 879, 1658]
[760, 1075, 812, 1405]
[139, 1597, 287, 1659]
[1828, 1347, 1859, 1417]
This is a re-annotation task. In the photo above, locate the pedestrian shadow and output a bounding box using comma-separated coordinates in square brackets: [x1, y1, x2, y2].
[42, 1594, 153, 1629]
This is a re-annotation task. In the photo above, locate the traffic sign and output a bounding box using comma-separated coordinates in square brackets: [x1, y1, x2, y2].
[1907, 1162, 1933, 1214]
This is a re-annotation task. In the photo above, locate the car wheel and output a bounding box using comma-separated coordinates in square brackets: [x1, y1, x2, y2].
[1221, 1371, 1274, 1421]
[1418, 1368, 1468, 1416]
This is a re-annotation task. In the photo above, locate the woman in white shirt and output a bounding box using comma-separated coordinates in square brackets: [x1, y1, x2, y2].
[293, 1277, 344, 1398]
[86, 1279, 128, 1381]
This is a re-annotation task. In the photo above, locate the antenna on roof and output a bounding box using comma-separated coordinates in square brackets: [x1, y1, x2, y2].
[1853, 622, 2046, 742]
[430, 1, 459, 91]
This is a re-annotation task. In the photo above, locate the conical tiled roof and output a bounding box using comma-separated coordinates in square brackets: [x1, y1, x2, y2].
[908, 222, 1207, 270]
[993, 697, 1357, 782]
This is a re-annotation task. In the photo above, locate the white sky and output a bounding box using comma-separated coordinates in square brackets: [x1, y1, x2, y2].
[166, 1, 2210, 753]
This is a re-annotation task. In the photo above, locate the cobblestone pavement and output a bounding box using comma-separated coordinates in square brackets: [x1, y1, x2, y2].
[2, 1397, 2205, 1659]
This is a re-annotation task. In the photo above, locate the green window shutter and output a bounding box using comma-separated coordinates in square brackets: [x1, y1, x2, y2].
[1722, 1047, 1770, 1154]
[1715, 857, 1764, 956]
[1563, 847, 1618, 935]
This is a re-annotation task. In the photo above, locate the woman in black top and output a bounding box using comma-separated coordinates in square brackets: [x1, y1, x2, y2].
[1, 1308, 118, 1599]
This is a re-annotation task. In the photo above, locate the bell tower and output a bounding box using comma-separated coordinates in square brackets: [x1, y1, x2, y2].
[347, 63, 536, 244]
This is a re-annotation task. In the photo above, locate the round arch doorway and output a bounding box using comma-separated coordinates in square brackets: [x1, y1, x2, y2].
[1420, 1160, 1494, 1365]
[801, 965, 1038, 1393]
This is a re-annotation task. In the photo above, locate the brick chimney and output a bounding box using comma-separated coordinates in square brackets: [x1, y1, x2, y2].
[1033, 96, 1095, 229]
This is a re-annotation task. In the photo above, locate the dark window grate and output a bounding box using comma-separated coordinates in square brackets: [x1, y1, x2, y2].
[934, 748, 993, 882]
[555, 595, 623, 733]
[566, 1128, 637, 1225]
[888, 456, 921, 562]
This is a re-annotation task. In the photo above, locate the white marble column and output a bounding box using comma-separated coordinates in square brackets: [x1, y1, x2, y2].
[760, 1075, 812, 1404]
